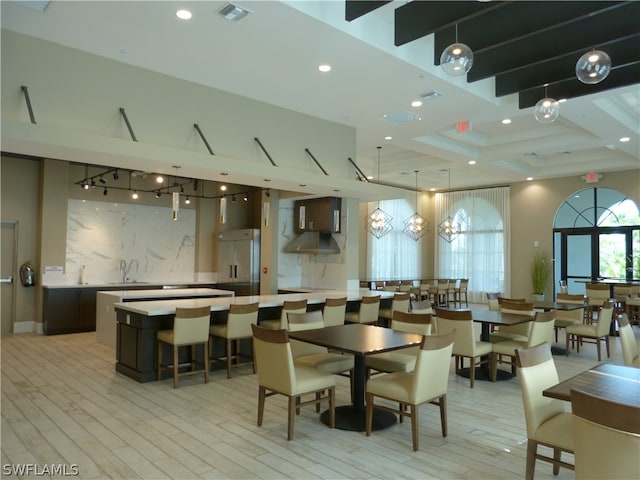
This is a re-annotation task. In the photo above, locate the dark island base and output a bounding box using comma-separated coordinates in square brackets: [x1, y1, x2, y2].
[320, 405, 396, 432]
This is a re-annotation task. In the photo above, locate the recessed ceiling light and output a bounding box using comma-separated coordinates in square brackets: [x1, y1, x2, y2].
[176, 9, 192, 20]
[468, 160, 476, 165]
[411, 100, 423, 107]
[429, 187, 436, 191]
[318, 64, 331, 73]
[156, 175, 164, 183]
[526, 177, 534, 181]
[220, 185, 227, 191]
[502, 118, 511, 125]
[619, 137, 630, 142]
[385, 136, 392, 140]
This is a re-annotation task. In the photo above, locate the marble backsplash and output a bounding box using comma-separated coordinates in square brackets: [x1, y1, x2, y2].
[61, 199, 196, 284]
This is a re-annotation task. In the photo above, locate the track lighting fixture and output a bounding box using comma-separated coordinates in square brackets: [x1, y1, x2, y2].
[185, 196, 191, 205]
[155, 191, 162, 198]
[231, 194, 236, 203]
[193, 179, 198, 191]
[243, 193, 248, 202]
[112, 170, 119, 180]
[265, 189, 270, 198]
[99, 176, 106, 184]
[103, 188, 108, 196]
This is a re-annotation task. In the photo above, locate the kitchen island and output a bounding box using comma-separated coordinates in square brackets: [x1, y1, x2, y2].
[96, 288, 235, 349]
[114, 290, 394, 383]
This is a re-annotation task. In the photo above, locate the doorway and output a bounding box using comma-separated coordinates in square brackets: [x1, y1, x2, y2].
[1, 220, 18, 335]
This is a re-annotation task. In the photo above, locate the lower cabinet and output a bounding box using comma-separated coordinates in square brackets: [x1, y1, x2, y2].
[43, 287, 98, 335]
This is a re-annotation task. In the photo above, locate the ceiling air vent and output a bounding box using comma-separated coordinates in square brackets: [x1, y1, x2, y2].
[378, 111, 422, 125]
[218, 2, 251, 22]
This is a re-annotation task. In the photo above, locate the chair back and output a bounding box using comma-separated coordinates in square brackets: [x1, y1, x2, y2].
[286, 310, 327, 358]
[514, 342, 565, 438]
[499, 300, 534, 314]
[391, 293, 411, 314]
[226, 302, 259, 338]
[411, 331, 455, 403]
[595, 300, 614, 336]
[172, 306, 211, 345]
[487, 292, 501, 311]
[358, 295, 381, 323]
[391, 311, 432, 336]
[459, 279, 469, 291]
[323, 297, 347, 327]
[613, 283, 633, 299]
[410, 300, 433, 315]
[585, 283, 610, 303]
[571, 389, 640, 480]
[398, 280, 414, 293]
[251, 325, 295, 394]
[433, 308, 476, 356]
[555, 293, 585, 323]
[277, 299, 308, 330]
[526, 310, 556, 347]
[498, 297, 527, 304]
[618, 314, 640, 367]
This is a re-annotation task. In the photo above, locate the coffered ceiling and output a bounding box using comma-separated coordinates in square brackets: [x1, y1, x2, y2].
[2, 0, 639, 193]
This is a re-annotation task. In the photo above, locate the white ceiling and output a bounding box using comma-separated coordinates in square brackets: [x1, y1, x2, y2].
[2, 0, 639, 192]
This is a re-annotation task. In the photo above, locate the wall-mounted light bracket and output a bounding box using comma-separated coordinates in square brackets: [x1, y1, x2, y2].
[21, 86, 37, 124]
[193, 123, 215, 155]
[119, 107, 138, 142]
[304, 148, 329, 176]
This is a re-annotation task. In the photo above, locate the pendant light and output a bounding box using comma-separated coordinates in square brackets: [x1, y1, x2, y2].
[365, 146, 393, 239]
[576, 48, 611, 84]
[438, 169, 461, 243]
[403, 170, 428, 241]
[533, 85, 560, 124]
[440, 24, 474, 77]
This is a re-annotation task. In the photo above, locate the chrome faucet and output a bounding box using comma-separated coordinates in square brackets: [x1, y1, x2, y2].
[119, 259, 127, 283]
[127, 259, 139, 281]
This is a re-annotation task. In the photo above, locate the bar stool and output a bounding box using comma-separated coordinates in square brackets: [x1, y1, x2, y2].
[157, 305, 211, 388]
[209, 302, 259, 378]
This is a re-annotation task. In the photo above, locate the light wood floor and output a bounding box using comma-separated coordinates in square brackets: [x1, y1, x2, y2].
[1, 314, 633, 479]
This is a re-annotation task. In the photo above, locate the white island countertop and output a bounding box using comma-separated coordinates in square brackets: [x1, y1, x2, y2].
[113, 289, 395, 317]
[96, 288, 235, 349]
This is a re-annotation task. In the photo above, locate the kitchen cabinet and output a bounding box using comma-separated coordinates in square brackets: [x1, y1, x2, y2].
[43, 287, 98, 335]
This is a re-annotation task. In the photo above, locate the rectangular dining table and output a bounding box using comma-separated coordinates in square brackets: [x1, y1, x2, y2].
[288, 323, 422, 432]
[543, 363, 640, 406]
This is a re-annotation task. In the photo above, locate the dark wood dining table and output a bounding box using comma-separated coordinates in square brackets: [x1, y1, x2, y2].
[543, 363, 640, 406]
[288, 323, 422, 432]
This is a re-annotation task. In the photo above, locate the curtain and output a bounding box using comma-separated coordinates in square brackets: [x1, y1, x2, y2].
[435, 187, 510, 302]
[367, 197, 421, 281]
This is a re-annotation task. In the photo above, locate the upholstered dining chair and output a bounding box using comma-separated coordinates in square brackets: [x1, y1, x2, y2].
[322, 297, 347, 327]
[286, 311, 354, 404]
[618, 313, 640, 367]
[365, 331, 455, 451]
[434, 308, 495, 387]
[565, 300, 614, 361]
[209, 302, 259, 378]
[490, 300, 535, 343]
[515, 343, 574, 480]
[260, 299, 307, 330]
[553, 293, 586, 342]
[365, 311, 432, 377]
[344, 295, 380, 324]
[454, 279, 469, 307]
[571, 388, 640, 480]
[251, 324, 335, 440]
[378, 292, 411, 327]
[487, 292, 501, 311]
[428, 279, 450, 308]
[157, 305, 211, 388]
[492, 310, 556, 380]
[584, 283, 611, 323]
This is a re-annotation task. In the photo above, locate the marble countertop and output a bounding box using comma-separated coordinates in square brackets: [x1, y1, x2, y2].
[114, 289, 395, 316]
[42, 281, 218, 289]
[97, 288, 235, 299]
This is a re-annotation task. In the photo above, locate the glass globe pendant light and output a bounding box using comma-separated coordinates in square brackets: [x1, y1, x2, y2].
[440, 24, 474, 77]
[533, 85, 560, 124]
[403, 170, 429, 241]
[576, 49, 611, 84]
[365, 147, 393, 239]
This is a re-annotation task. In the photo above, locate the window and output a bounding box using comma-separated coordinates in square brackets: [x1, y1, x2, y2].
[436, 187, 510, 302]
[367, 198, 420, 280]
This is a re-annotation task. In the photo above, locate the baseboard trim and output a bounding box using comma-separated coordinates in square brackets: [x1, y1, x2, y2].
[13, 321, 43, 334]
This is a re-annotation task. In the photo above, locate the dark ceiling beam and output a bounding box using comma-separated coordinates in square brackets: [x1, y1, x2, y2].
[466, 2, 640, 82]
[394, 0, 502, 47]
[345, 1, 390, 21]
[518, 62, 640, 109]
[495, 35, 640, 97]
[433, 1, 624, 63]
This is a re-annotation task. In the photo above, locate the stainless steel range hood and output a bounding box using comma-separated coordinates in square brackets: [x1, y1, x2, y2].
[284, 232, 340, 254]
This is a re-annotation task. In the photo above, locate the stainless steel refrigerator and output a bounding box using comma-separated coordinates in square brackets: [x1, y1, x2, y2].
[216, 229, 260, 296]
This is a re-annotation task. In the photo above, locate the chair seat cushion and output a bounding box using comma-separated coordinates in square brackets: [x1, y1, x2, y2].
[490, 332, 528, 343]
[295, 353, 354, 374]
[366, 371, 413, 403]
[534, 412, 574, 451]
[492, 340, 527, 356]
[554, 318, 581, 328]
[209, 324, 227, 337]
[366, 348, 419, 373]
[259, 319, 281, 330]
[473, 341, 494, 356]
[157, 329, 174, 343]
[566, 324, 598, 336]
[291, 365, 336, 395]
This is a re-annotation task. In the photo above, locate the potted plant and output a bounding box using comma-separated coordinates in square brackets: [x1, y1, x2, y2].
[531, 250, 549, 301]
